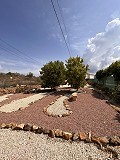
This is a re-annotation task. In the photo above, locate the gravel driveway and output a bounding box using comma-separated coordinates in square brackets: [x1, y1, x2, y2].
[0, 129, 110, 160]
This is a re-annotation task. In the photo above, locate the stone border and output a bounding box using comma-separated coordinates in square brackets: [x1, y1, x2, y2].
[43, 95, 73, 117]
[0, 122, 119, 159]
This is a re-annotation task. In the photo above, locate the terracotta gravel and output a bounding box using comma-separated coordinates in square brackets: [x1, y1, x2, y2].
[0, 89, 119, 137]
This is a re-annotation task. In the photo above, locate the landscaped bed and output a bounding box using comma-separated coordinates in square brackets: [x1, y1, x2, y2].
[0, 88, 119, 137]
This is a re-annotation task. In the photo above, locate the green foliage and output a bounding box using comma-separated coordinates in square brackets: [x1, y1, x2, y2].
[96, 60, 120, 85]
[26, 72, 33, 79]
[109, 61, 120, 84]
[40, 61, 66, 89]
[65, 56, 88, 90]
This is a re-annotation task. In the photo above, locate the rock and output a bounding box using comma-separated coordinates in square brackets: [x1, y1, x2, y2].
[110, 136, 120, 146]
[23, 123, 32, 131]
[62, 114, 67, 117]
[31, 125, 38, 132]
[69, 111, 73, 114]
[0, 123, 6, 129]
[79, 132, 87, 141]
[36, 127, 43, 134]
[43, 107, 47, 113]
[72, 132, 79, 141]
[4, 123, 14, 129]
[43, 128, 50, 134]
[71, 92, 77, 101]
[99, 137, 109, 145]
[86, 131, 92, 143]
[91, 136, 100, 145]
[19, 107, 24, 111]
[48, 130, 55, 138]
[50, 102, 54, 105]
[62, 132, 72, 140]
[14, 124, 25, 130]
[10, 123, 17, 129]
[55, 129, 63, 137]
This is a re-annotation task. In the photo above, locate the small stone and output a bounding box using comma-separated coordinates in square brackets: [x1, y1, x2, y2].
[36, 127, 43, 134]
[62, 132, 72, 140]
[55, 129, 63, 137]
[86, 131, 92, 143]
[48, 130, 55, 138]
[50, 102, 54, 105]
[110, 136, 120, 146]
[31, 125, 38, 132]
[0, 123, 6, 129]
[62, 114, 67, 117]
[72, 132, 79, 141]
[14, 124, 25, 130]
[23, 123, 32, 131]
[79, 132, 87, 141]
[19, 107, 24, 111]
[43, 128, 50, 134]
[43, 107, 47, 113]
[69, 111, 73, 114]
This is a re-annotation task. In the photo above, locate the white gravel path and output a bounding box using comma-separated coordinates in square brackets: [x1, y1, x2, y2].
[47, 96, 69, 116]
[0, 94, 13, 103]
[0, 93, 47, 113]
[0, 129, 110, 160]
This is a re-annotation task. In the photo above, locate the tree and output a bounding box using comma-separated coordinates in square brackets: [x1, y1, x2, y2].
[108, 61, 120, 86]
[40, 61, 66, 89]
[26, 72, 33, 88]
[65, 56, 88, 90]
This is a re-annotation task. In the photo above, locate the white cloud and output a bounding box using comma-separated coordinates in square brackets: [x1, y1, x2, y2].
[83, 18, 120, 74]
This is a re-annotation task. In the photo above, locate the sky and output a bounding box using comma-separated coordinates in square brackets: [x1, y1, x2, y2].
[0, 0, 120, 76]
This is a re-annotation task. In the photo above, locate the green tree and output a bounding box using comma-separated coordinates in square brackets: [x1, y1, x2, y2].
[108, 61, 120, 86]
[40, 61, 66, 89]
[65, 56, 88, 90]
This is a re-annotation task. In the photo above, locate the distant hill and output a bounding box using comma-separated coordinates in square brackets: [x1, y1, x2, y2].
[0, 72, 41, 88]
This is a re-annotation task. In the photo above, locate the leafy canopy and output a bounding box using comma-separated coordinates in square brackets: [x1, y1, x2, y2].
[65, 56, 88, 89]
[40, 60, 66, 88]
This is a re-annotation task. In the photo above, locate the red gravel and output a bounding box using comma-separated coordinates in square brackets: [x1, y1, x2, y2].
[0, 89, 119, 137]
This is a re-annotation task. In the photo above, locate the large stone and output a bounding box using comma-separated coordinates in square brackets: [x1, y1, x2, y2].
[62, 132, 72, 140]
[23, 123, 32, 131]
[71, 92, 77, 101]
[43, 128, 50, 134]
[99, 137, 109, 145]
[72, 132, 79, 141]
[55, 129, 63, 137]
[79, 132, 87, 141]
[69, 92, 77, 101]
[48, 130, 55, 138]
[110, 136, 120, 146]
[36, 127, 43, 134]
[14, 123, 25, 130]
[31, 125, 38, 132]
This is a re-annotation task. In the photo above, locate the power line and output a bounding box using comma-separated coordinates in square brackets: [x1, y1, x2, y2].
[50, 0, 71, 57]
[0, 45, 35, 63]
[56, 0, 72, 55]
[0, 38, 42, 64]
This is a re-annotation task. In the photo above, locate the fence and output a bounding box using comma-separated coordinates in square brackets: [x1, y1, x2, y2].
[94, 76, 117, 89]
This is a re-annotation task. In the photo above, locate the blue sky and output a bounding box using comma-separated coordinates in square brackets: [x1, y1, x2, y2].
[0, 0, 120, 75]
